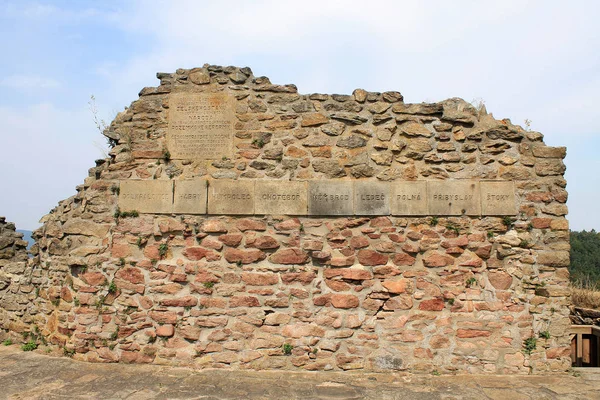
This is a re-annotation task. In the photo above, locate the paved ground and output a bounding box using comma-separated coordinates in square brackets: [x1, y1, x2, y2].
[0, 345, 599, 400]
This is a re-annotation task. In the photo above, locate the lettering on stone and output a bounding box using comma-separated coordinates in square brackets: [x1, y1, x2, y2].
[119, 180, 173, 214]
[428, 181, 481, 216]
[173, 180, 207, 214]
[167, 93, 235, 160]
[354, 182, 390, 215]
[208, 180, 255, 215]
[391, 182, 428, 216]
[255, 181, 308, 215]
[480, 181, 517, 215]
[308, 181, 354, 216]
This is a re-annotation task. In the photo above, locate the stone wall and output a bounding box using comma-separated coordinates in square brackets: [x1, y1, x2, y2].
[0, 65, 571, 373]
[0, 217, 38, 338]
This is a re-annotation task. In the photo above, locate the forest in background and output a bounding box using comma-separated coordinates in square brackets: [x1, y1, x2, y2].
[570, 230, 600, 287]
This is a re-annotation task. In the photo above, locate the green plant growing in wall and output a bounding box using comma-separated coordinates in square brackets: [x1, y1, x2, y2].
[523, 337, 537, 355]
[203, 282, 215, 289]
[2, 339, 12, 346]
[282, 343, 293, 355]
[163, 149, 171, 162]
[446, 223, 460, 235]
[63, 347, 75, 357]
[108, 281, 117, 294]
[158, 243, 168, 259]
[465, 277, 477, 288]
[502, 216, 514, 229]
[539, 330, 551, 340]
[252, 138, 265, 148]
[430, 216, 439, 226]
[21, 341, 38, 352]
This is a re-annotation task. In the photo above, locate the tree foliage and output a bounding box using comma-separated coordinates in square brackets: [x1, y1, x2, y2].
[570, 230, 600, 287]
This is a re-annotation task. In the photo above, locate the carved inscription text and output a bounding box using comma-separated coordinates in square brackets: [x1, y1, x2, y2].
[168, 93, 234, 160]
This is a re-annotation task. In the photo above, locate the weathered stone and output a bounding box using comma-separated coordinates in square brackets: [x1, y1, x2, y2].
[331, 294, 360, 309]
[336, 135, 367, 149]
[168, 93, 235, 160]
[391, 181, 428, 216]
[224, 248, 266, 264]
[357, 250, 388, 266]
[255, 181, 307, 215]
[428, 180, 481, 216]
[208, 180, 255, 215]
[174, 180, 207, 214]
[270, 248, 309, 265]
[308, 181, 353, 216]
[354, 181, 390, 215]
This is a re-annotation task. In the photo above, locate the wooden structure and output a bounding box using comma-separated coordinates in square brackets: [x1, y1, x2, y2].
[570, 325, 600, 367]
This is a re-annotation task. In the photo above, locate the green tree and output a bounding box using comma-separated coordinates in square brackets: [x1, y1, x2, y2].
[570, 230, 600, 287]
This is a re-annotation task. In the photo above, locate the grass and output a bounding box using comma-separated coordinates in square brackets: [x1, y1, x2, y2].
[571, 283, 600, 310]
[21, 341, 38, 352]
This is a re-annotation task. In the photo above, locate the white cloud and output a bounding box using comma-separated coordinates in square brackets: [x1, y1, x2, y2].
[0, 103, 105, 229]
[0, 74, 60, 90]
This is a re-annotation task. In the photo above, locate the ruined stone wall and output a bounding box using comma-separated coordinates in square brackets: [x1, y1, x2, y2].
[0, 217, 39, 338]
[0, 65, 571, 373]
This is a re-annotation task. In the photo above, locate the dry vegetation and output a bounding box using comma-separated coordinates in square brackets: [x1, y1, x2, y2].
[571, 281, 600, 310]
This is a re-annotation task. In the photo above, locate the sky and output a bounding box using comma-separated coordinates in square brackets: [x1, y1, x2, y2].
[0, 0, 598, 231]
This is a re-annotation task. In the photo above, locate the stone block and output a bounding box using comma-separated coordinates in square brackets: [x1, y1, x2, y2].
[167, 92, 235, 160]
[428, 180, 480, 216]
[480, 181, 517, 215]
[173, 180, 207, 214]
[255, 181, 308, 215]
[208, 180, 254, 215]
[308, 180, 353, 216]
[390, 181, 427, 215]
[119, 180, 173, 214]
[354, 181, 390, 215]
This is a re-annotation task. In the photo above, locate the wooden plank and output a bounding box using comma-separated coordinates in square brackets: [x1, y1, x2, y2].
[583, 337, 591, 364]
[570, 325, 593, 334]
[577, 333, 583, 367]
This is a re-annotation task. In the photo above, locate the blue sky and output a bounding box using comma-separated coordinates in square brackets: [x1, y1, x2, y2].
[0, 0, 599, 231]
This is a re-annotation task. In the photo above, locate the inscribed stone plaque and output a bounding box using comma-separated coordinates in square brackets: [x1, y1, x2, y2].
[119, 180, 173, 214]
[173, 180, 207, 214]
[428, 181, 481, 216]
[391, 181, 428, 216]
[308, 181, 354, 216]
[167, 93, 235, 160]
[208, 180, 255, 215]
[480, 181, 517, 215]
[354, 182, 390, 215]
[255, 181, 308, 215]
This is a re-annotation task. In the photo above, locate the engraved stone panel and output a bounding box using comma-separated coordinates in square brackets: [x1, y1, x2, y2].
[354, 182, 390, 215]
[119, 180, 173, 214]
[208, 180, 254, 215]
[255, 181, 308, 215]
[481, 181, 517, 215]
[428, 181, 481, 216]
[174, 180, 207, 214]
[391, 181, 428, 216]
[167, 93, 235, 160]
[308, 181, 354, 216]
